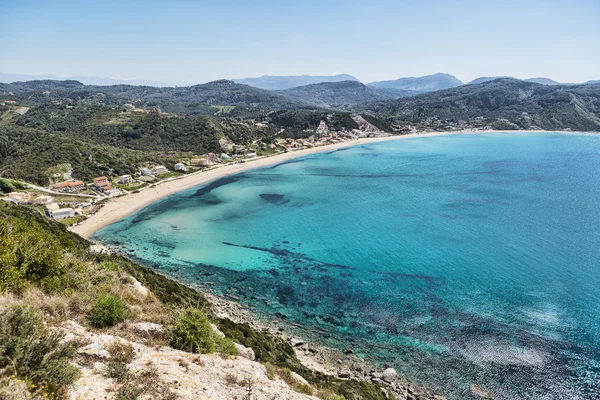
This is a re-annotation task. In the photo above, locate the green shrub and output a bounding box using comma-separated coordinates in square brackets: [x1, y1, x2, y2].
[89, 294, 129, 328]
[170, 309, 216, 354]
[170, 308, 238, 356]
[0, 305, 79, 399]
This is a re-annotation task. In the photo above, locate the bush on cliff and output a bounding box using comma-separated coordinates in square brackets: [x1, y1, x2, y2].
[0, 305, 79, 399]
[89, 293, 129, 328]
[170, 308, 238, 355]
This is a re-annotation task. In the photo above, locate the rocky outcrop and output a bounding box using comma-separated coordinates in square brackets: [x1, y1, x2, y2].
[62, 321, 318, 400]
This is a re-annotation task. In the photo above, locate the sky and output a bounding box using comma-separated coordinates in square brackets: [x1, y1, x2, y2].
[1, 0, 600, 85]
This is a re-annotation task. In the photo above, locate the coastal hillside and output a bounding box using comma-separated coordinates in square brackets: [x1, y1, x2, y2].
[367, 73, 463, 93]
[0, 201, 439, 400]
[278, 81, 415, 108]
[0, 99, 360, 184]
[360, 78, 600, 131]
[233, 74, 360, 90]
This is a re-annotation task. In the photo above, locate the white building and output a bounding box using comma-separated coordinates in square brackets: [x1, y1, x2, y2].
[174, 163, 186, 171]
[8, 192, 30, 204]
[220, 153, 230, 160]
[47, 205, 75, 220]
[119, 175, 133, 184]
[151, 165, 168, 175]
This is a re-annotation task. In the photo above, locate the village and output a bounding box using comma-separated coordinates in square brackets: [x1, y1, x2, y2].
[1, 115, 394, 226]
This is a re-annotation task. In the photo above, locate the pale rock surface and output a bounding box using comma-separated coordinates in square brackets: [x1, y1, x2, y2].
[382, 367, 398, 383]
[234, 343, 256, 361]
[130, 321, 165, 335]
[62, 321, 318, 400]
[128, 277, 148, 297]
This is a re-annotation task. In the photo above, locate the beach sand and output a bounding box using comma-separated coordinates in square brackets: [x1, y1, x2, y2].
[69, 130, 533, 238]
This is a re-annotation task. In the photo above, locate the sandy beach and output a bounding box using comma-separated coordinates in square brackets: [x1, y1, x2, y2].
[69, 130, 539, 238]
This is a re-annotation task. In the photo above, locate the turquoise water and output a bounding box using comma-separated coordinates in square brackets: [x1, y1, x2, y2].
[94, 133, 600, 399]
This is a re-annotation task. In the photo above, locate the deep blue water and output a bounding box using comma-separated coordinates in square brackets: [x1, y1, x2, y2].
[94, 133, 600, 399]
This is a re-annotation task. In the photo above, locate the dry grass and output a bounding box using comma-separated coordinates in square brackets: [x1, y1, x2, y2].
[262, 364, 314, 396]
[107, 340, 135, 364]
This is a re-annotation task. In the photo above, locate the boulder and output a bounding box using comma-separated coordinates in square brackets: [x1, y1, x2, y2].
[210, 324, 226, 338]
[382, 368, 398, 383]
[289, 337, 305, 347]
[129, 278, 148, 297]
[234, 343, 255, 360]
[338, 370, 352, 379]
[290, 371, 310, 386]
[131, 322, 165, 336]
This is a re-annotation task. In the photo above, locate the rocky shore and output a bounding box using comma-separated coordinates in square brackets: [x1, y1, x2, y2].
[205, 292, 445, 400]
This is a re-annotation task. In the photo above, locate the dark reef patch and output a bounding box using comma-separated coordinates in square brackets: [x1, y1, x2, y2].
[259, 193, 290, 205]
[222, 241, 356, 270]
[193, 175, 239, 197]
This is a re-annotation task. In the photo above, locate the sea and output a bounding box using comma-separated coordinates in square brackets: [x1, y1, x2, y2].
[93, 132, 600, 399]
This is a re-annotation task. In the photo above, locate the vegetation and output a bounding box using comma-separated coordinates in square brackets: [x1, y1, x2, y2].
[170, 308, 238, 355]
[88, 294, 129, 328]
[0, 305, 79, 399]
[360, 78, 600, 131]
[0, 178, 27, 193]
[278, 80, 412, 108]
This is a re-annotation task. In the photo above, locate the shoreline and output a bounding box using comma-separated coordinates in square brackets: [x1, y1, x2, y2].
[69, 129, 553, 238]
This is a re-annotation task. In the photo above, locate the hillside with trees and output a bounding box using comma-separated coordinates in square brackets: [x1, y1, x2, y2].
[278, 81, 414, 108]
[359, 78, 600, 131]
[368, 73, 463, 93]
[233, 74, 359, 90]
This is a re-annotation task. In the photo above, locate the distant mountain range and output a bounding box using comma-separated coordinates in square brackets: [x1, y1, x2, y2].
[277, 80, 414, 108]
[232, 74, 359, 90]
[0, 73, 172, 87]
[368, 73, 464, 93]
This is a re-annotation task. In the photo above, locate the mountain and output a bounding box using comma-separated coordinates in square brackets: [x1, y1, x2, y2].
[232, 74, 359, 90]
[469, 76, 561, 85]
[277, 80, 415, 108]
[0, 72, 171, 87]
[525, 77, 560, 85]
[467, 76, 510, 85]
[367, 73, 463, 93]
[587, 80, 600, 84]
[362, 78, 600, 131]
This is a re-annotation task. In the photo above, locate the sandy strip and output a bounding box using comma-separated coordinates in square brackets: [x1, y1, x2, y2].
[69, 129, 545, 238]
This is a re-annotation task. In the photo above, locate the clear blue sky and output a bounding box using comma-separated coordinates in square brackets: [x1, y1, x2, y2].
[2, 0, 599, 84]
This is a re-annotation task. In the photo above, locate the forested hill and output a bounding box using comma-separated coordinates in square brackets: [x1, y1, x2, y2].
[368, 73, 463, 93]
[360, 78, 600, 131]
[0, 79, 315, 115]
[277, 80, 415, 108]
[232, 74, 359, 90]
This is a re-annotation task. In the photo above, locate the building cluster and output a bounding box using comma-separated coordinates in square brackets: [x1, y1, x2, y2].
[53, 180, 86, 193]
[141, 165, 168, 176]
[190, 152, 232, 166]
[93, 176, 121, 196]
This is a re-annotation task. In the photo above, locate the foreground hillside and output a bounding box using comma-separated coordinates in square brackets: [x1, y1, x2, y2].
[362, 78, 600, 131]
[0, 201, 441, 400]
